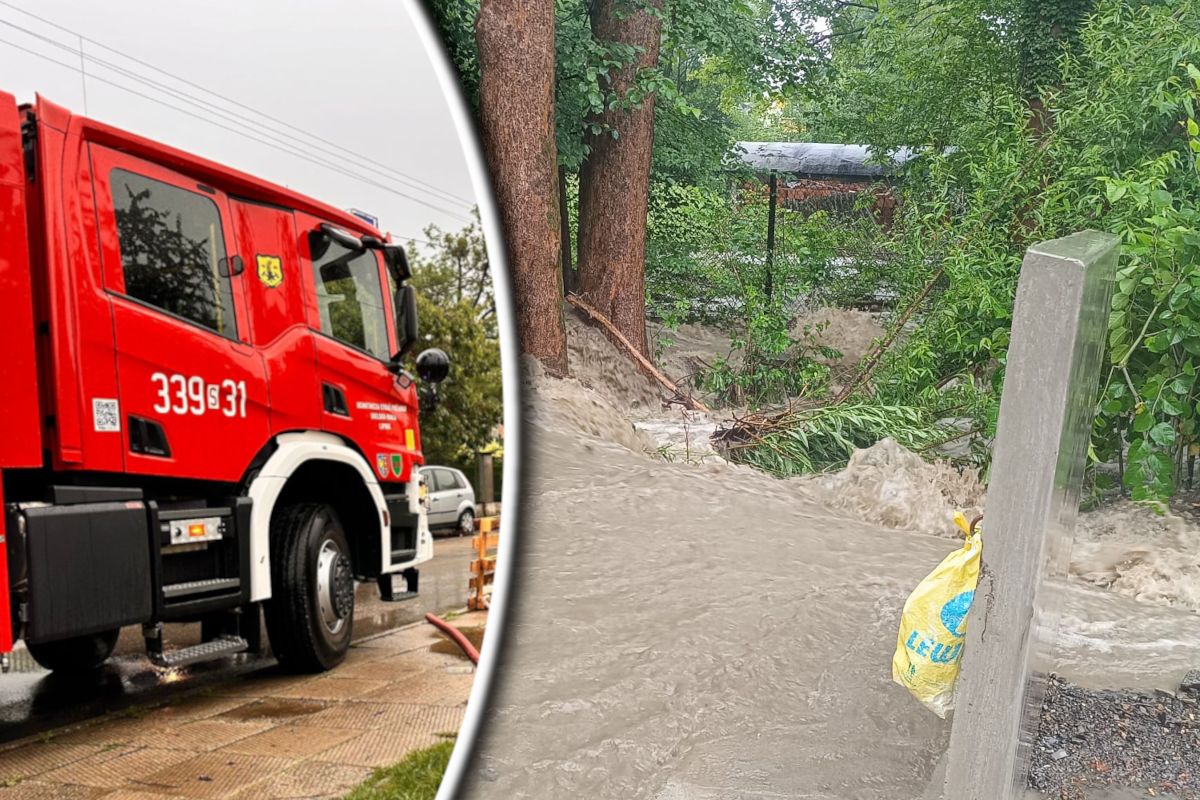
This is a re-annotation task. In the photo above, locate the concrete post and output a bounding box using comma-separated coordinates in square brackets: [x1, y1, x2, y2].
[940, 231, 1118, 799]
[477, 451, 495, 507]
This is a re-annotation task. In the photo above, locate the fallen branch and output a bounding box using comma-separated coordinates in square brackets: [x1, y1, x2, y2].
[833, 265, 944, 403]
[566, 293, 710, 413]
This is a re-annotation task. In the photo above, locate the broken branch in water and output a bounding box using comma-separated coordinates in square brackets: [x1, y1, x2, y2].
[566, 293, 710, 413]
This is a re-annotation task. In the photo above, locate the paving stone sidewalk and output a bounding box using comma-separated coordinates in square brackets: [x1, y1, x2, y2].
[0, 611, 486, 799]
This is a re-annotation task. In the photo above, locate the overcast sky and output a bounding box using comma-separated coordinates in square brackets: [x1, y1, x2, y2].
[0, 0, 478, 242]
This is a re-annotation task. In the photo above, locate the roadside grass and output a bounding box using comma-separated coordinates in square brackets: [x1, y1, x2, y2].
[342, 738, 456, 800]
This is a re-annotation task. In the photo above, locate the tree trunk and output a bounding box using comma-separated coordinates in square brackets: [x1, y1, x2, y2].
[476, 0, 568, 376]
[576, 0, 663, 358]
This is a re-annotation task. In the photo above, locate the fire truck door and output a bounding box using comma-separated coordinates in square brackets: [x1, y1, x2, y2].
[90, 145, 271, 482]
[228, 199, 320, 432]
[301, 222, 417, 483]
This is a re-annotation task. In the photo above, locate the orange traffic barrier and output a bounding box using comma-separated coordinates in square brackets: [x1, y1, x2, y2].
[468, 515, 499, 611]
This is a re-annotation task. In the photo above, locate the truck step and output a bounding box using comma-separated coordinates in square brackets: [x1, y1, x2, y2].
[149, 635, 248, 669]
[378, 568, 419, 603]
[162, 578, 241, 600]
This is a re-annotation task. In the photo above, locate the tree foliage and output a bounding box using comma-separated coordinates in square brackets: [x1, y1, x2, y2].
[407, 210, 495, 329]
[825, 0, 1200, 495]
[407, 216, 504, 475]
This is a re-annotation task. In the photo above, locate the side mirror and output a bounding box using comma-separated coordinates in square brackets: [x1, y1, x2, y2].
[360, 235, 409, 280]
[383, 244, 411, 281]
[416, 348, 450, 384]
[389, 286, 419, 372]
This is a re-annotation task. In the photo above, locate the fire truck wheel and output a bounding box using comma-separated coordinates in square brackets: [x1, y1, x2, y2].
[26, 629, 120, 673]
[265, 503, 354, 672]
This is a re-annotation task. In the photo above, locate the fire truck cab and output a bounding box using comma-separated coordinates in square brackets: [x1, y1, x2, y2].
[0, 92, 450, 674]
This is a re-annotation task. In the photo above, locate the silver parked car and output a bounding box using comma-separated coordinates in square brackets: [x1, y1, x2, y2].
[420, 466, 476, 536]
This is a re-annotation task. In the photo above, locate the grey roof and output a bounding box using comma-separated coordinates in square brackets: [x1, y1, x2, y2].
[734, 142, 919, 178]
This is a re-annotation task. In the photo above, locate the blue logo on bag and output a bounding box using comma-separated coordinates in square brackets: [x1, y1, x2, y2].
[940, 590, 974, 638]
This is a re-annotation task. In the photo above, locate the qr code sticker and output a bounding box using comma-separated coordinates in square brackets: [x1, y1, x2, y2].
[93, 398, 120, 432]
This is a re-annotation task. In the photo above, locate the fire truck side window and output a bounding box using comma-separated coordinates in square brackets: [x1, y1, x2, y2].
[110, 169, 238, 339]
[310, 236, 390, 360]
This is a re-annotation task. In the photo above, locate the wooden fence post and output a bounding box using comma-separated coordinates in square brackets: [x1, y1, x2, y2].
[940, 231, 1118, 799]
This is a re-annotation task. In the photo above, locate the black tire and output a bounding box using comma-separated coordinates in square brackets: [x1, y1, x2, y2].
[263, 503, 355, 672]
[26, 629, 119, 673]
[458, 508, 475, 537]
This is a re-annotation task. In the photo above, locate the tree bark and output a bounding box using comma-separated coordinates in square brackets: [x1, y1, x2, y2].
[576, 0, 663, 358]
[476, 0, 568, 376]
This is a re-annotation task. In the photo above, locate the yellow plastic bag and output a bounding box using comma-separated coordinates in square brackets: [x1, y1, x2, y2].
[891, 512, 982, 719]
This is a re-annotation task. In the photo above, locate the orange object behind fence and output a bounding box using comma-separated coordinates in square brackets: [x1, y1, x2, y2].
[469, 516, 499, 611]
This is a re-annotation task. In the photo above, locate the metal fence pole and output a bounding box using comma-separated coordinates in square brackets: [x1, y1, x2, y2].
[939, 231, 1118, 799]
[765, 170, 777, 299]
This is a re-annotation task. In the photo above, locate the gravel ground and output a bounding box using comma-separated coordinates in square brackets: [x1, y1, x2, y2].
[1030, 675, 1200, 799]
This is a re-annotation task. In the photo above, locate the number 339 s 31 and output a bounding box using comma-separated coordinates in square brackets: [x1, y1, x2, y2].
[151, 373, 247, 418]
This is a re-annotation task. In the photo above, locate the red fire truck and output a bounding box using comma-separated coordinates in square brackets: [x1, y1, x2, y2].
[0, 92, 451, 674]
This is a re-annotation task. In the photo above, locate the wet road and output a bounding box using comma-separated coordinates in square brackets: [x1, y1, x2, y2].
[0, 534, 474, 743]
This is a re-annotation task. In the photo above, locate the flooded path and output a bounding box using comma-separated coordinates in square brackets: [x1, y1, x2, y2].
[467, 415, 954, 799]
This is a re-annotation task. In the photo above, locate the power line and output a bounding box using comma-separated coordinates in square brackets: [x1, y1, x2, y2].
[0, 16, 474, 219]
[0, 0, 477, 208]
[0, 34, 474, 226]
[0, 35, 450, 242]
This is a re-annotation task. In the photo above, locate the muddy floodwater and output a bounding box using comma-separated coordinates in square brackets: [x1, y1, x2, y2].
[465, 316, 1200, 799]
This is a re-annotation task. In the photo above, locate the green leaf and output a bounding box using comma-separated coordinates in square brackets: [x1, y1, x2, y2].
[1150, 422, 1176, 446]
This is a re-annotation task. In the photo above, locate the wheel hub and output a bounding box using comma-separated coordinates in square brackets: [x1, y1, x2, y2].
[331, 555, 354, 619]
[316, 540, 353, 635]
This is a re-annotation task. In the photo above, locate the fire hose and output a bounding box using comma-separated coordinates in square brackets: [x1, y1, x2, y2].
[425, 612, 479, 665]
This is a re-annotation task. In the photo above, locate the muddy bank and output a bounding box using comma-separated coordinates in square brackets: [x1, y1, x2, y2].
[791, 306, 884, 368]
[653, 323, 739, 389]
[652, 306, 884, 403]
[522, 355, 659, 456]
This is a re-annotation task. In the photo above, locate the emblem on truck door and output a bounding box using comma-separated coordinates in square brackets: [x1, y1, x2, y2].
[376, 454, 389, 479]
[256, 255, 283, 288]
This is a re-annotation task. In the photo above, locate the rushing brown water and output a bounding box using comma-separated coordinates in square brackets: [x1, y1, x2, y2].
[464, 318, 1200, 799]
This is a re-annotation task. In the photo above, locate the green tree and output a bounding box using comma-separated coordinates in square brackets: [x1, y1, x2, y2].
[408, 210, 495, 329]
[823, 0, 1200, 491]
[408, 216, 504, 476]
[409, 293, 503, 476]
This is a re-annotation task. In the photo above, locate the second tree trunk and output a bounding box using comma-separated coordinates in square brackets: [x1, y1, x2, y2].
[576, 0, 663, 358]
